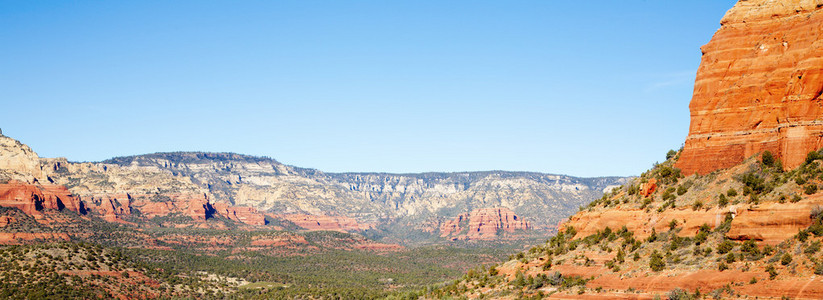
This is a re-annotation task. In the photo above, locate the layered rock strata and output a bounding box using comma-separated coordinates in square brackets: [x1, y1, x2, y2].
[439, 207, 530, 240]
[0, 180, 85, 216]
[677, 0, 823, 175]
[272, 214, 370, 232]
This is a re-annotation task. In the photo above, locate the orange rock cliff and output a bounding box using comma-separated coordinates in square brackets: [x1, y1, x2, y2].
[677, 0, 823, 175]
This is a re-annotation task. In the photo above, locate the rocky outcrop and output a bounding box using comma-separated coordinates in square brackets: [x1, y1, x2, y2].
[136, 194, 213, 220]
[725, 201, 821, 245]
[272, 214, 370, 232]
[0, 135, 43, 182]
[80, 192, 268, 225]
[213, 203, 266, 225]
[0, 180, 85, 216]
[0, 232, 70, 244]
[84, 194, 131, 222]
[0, 216, 14, 227]
[677, 0, 823, 175]
[639, 178, 657, 197]
[440, 207, 530, 240]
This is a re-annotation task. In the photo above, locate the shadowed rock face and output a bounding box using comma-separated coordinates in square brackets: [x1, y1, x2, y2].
[677, 0, 823, 175]
[0, 180, 85, 216]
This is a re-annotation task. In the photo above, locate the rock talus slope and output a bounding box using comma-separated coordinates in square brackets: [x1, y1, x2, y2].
[677, 0, 823, 175]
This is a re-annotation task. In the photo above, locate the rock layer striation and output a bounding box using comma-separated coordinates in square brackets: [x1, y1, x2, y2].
[677, 0, 823, 175]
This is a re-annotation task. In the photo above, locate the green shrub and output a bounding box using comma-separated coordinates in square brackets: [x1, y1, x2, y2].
[749, 194, 760, 204]
[766, 264, 778, 279]
[727, 188, 738, 197]
[761, 151, 775, 167]
[628, 185, 639, 195]
[694, 231, 708, 245]
[666, 287, 690, 300]
[718, 194, 729, 207]
[647, 229, 658, 243]
[741, 239, 760, 258]
[692, 200, 703, 210]
[677, 185, 688, 196]
[806, 150, 821, 164]
[718, 262, 728, 271]
[739, 172, 767, 195]
[649, 250, 665, 272]
[666, 150, 678, 161]
[662, 188, 676, 201]
[725, 253, 736, 263]
[781, 253, 793, 265]
[805, 184, 819, 195]
[717, 240, 735, 254]
[805, 241, 821, 255]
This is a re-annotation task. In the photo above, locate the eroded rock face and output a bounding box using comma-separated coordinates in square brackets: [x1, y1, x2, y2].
[0, 180, 85, 216]
[0, 232, 70, 244]
[0, 135, 43, 182]
[213, 203, 266, 225]
[440, 207, 530, 240]
[272, 214, 370, 232]
[677, 0, 823, 175]
[639, 178, 657, 198]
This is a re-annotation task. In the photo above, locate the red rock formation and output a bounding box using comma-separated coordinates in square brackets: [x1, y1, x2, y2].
[213, 203, 266, 225]
[249, 235, 308, 247]
[440, 207, 530, 240]
[0, 180, 85, 216]
[135, 194, 212, 220]
[272, 214, 370, 232]
[84, 194, 131, 222]
[0, 216, 14, 227]
[677, 1, 823, 175]
[565, 206, 725, 240]
[639, 178, 657, 198]
[563, 199, 823, 246]
[81, 192, 269, 226]
[0, 232, 71, 244]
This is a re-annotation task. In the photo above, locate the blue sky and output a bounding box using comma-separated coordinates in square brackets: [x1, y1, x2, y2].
[0, 1, 738, 177]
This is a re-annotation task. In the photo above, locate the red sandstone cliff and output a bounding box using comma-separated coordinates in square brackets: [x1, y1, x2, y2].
[213, 203, 266, 225]
[677, 0, 823, 175]
[82, 192, 267, 225]
[440, 207, 530, 240]
[0, 180, 85, 216]
[272, 213, 370, 232]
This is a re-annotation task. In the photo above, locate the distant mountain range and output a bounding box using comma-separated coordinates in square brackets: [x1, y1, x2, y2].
[1, 134, 629, 244]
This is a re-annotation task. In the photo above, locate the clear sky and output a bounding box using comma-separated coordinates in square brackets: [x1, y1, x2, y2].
[0, 0, 738, 177]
